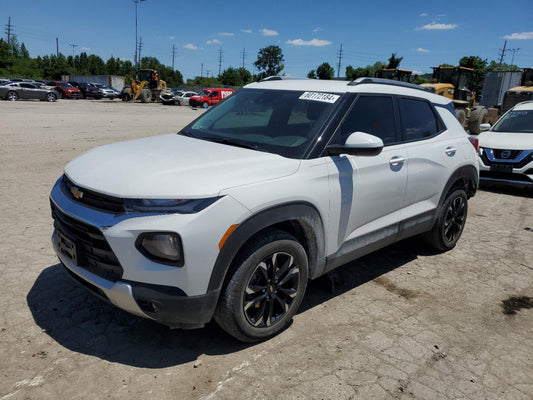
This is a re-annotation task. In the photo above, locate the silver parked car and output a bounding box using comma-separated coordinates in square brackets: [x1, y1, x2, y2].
[91, 83, 120, 99]
[0, 82, 60, 102]
[160, 89, 197, 105]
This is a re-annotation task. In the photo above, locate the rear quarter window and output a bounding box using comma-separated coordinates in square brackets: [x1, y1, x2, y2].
[399, 97, 443, 141]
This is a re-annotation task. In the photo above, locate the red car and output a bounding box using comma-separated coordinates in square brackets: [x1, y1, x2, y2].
[51, 81, 82, 99]
[189, 88, 234, 108]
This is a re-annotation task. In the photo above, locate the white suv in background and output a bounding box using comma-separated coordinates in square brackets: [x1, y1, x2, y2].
[50, 77, 479, 342]
[478, 101, 533, 189]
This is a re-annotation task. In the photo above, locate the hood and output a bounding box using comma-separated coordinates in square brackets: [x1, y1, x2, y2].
[65, 134, 300, 198]
[479, 131, 533, 150]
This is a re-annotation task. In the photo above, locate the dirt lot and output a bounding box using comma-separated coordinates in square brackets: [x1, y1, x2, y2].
[0, 100, 532, 400]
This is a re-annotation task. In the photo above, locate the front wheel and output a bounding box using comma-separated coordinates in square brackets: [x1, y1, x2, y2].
[202, 101, 209, 109]
[423, 189, 468, 251]
[6, 91, 18, 101]
[214, 230, 309, 342]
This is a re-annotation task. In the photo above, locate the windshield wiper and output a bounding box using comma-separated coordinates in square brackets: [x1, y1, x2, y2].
[203, 137, 262, 151]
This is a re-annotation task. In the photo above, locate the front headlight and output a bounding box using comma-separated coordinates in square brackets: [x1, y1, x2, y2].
[123, 197, 220, 213]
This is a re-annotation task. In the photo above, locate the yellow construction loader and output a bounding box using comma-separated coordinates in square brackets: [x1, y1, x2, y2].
[121, 69, 168, 102]
[420, 66, 487, 134]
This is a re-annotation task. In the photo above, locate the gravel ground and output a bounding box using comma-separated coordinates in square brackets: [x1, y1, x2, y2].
[0, 100, 532, 400]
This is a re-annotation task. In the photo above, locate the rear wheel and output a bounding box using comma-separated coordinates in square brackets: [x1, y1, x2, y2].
[202, 101, 209, 109]
[214, 230, 309, 342]
[6, 91, 18, 101]
[45, 93, 57, 102]
[423, 189, 468, 251]
[468, 107, 488, 135]
[122, 92, 132, 101]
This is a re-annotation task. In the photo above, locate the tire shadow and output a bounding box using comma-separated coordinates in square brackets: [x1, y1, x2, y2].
[27, 238, 434, 368]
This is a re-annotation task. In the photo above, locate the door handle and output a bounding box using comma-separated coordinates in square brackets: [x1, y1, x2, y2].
[445, 146, 457, 156]
[389, 156, 405, 166]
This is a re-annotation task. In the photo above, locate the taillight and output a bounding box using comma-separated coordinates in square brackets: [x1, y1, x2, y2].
[468, 137, 479, 152]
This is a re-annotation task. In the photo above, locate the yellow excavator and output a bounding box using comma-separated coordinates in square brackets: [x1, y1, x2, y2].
[375, 68, 413, 82]
[420, 66, 487, 134]
[121, 69, 168, 102]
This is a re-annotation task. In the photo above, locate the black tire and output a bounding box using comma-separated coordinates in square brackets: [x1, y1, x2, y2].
[214, 230, 309, 342]
[122, 92, 132, 101]
[423, 189, 468, 252]
[202, 101, 209, 109]
[468, 107, 488, 135]
[140, 89, 151, 103]
[456, 108, 466, 128]
[6, 91, 18, 101]
[45, 93, 57, 102]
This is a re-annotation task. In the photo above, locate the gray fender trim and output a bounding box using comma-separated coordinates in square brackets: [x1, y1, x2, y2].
[207, 202, 326, 293]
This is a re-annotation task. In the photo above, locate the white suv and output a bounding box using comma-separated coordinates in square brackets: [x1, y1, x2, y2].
[478, 101, 533, 189]
[50, 78, 479, 342]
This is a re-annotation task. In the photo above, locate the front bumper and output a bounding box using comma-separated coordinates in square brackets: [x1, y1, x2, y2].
[478, 148, 533, 188]
[54, 233, 218, 328]
[49, 176, 249, 327]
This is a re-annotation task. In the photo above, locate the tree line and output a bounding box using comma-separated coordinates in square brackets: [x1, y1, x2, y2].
[0, 37, 522, 93]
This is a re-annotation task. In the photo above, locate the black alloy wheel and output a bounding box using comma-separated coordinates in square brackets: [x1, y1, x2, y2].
[443, 196, 466, 244]
[243, 251, 301, 327]
[214, 229, 308, 342]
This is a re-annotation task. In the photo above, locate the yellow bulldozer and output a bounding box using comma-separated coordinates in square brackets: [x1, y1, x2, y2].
[420, 66, 487, 134]
[375, 68, 413, 82]
[121, 69, 168, 102]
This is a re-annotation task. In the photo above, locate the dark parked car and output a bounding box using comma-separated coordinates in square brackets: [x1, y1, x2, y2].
[0, 82, 59, 101]
[50, 81, 82, 99]
[69, 81, 102, 99]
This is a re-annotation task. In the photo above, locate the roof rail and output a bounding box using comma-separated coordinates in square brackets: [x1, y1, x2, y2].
[348, 77, 433, 92]
[260, 76, 308, 82]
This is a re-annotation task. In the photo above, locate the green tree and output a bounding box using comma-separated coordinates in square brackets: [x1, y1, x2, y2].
[307, 69, 317, 79]
[0, 39, 11, 68]
[386, 53, 403, 69]
[345, 61, 386, 81]
[486, 60, 520, 72]
[20, 43, 30, 59]
[316, 62, 334, 80]
[459, 55, 487, 95]
[254, 45, 284, 79]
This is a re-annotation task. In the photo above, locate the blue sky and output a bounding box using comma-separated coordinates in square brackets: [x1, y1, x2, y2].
[2, 0, 532, 80]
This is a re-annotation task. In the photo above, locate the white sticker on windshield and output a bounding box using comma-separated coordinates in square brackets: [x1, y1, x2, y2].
[299, 92, 340, 103]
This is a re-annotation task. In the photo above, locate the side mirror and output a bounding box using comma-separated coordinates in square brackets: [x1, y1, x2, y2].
[479, 123, 491, 132]
[327, 131, 384, 156]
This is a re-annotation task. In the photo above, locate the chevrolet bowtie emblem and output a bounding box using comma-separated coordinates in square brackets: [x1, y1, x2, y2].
[70, 186, 84, 200]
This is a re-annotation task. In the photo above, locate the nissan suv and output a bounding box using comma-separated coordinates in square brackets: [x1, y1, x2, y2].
[50, 78, 479, 342]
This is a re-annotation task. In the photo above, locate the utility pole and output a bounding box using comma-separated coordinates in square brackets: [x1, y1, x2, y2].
[240, 48, 247, 69]
[171, 44, 176, 70]
[69, 43, 78, 75]
[337, 43, 343, 79]
[201, 63, 204, 77]
[56, 37, 59, 57]
[138, 37, 143, 66]
[218, 47, 223, 76]
[5, 17, 12, 43]
[509, 48, 520, 65]
[133, 0, 147, 69]
[498, 40, 507, 67]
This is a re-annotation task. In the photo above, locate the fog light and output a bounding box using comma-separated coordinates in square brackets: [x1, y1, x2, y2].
[136, 232, 183, 266]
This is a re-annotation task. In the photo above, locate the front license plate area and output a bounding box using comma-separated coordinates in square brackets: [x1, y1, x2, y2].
[57, 230, 78, 265]
[490, 165, 513, 173]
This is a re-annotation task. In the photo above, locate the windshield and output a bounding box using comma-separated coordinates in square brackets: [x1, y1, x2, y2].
[197, 90, 210, 96]
[492, 109, 533, 133]
[182, 88, 340, 158]
[58, 82, 73, 88]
